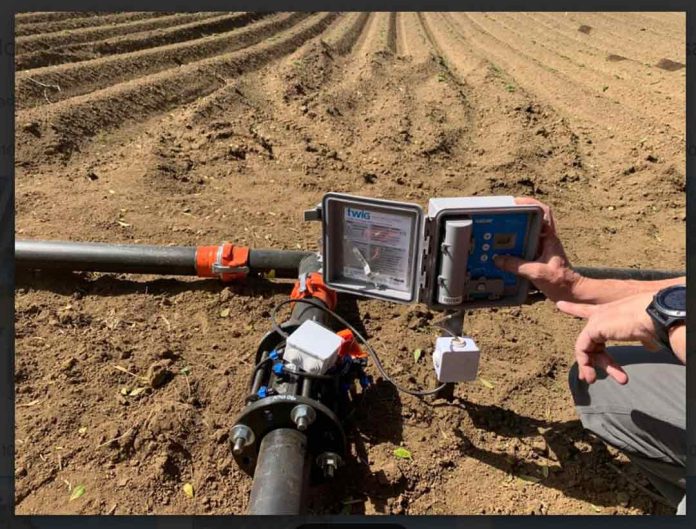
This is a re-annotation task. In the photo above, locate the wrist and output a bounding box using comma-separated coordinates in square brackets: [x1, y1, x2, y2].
[572, 278, 656, 305]
[569, 275, 602, 303]
[668, 323, 686, 364]
[547, 268, 586, 303]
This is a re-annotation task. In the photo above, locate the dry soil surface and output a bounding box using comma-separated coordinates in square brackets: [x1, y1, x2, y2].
[14, 11, 685, 515]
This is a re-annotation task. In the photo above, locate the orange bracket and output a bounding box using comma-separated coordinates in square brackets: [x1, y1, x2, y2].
[337, 329, 368, 360]
[196, 243, 250, 282]
[290, 271, 337, 311]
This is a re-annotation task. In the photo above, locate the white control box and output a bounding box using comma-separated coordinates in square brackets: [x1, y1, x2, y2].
[432, 336, 480, 382]
[317, 193, 543, 310]
[283, 320, 343, 375]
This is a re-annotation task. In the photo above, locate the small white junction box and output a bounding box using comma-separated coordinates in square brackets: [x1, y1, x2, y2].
[432, 336, 480, 382]
[284, 320, 343, 375]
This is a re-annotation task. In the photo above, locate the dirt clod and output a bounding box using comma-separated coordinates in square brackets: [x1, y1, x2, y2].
[146, 362, 172, 389]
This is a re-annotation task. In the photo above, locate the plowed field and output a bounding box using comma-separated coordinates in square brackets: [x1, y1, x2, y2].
[14, 12, 685, 515]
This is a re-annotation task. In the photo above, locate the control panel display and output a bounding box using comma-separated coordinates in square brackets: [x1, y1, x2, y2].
[466, 213, 530, 300]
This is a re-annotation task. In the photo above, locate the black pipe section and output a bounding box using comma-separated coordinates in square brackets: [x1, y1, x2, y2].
[288, 253, 333, 327]
[16, 240, 684, 283]
[573, 266, 683, 281]
[15, 240, 195, 275]
[247, 428, 309, 515]
[246, 253, 328, 515]
[15, 240, 313, 277]
[249, 249, 314, 274]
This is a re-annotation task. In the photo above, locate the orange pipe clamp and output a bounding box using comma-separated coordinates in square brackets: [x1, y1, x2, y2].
[196, 243, 250, 282]
[290, 271, 337, 311]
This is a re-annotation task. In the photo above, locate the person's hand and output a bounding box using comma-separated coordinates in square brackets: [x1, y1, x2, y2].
[556, 292, 659, 385]
[493, 197, 583, 302]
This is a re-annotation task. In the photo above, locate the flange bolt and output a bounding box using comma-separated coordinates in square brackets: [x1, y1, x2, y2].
[290, 404, 316, 432]
[231, 424, 255, 455]
[317, 452, 342, 479]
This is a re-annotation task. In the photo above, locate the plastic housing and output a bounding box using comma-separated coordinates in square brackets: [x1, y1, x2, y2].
[283, 320, 343, 375]
[320, 193, 542, 309]
[432, 336, 481, 382]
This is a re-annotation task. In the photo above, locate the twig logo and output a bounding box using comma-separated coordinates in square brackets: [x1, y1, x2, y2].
[346, 207, 371, 221]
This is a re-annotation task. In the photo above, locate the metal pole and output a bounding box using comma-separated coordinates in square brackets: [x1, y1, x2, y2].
[436, 309, 464, 400]
[247, 428, 309, 515]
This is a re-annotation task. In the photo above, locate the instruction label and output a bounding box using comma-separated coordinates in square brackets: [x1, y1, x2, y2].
[342, 207, 413, 292]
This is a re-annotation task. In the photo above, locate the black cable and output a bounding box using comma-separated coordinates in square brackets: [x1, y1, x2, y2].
[270, 298, 447, 397]
[290, 368, 336, 381]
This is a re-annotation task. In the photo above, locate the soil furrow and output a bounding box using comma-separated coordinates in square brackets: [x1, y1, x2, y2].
[530, 12, 679, 64]
[15, 11, 101, 25]
[602, 11, 685, 38]
[561, 12, 684, 59]
[524, 13, 685, 105]
[15, 12, 173, 37]
[446, 12, 680, 144]
[16, 13, 310, 110]
[419, 13, 587, 222]
[476, 13, 683, 128]
[16, 13, 339, 165]
[398, 12, 434, 63]
[186, 12, 371, 124]
[16, 12, 270, 71]
[386, 12, 397, 54]
[16, 13, 222, 55]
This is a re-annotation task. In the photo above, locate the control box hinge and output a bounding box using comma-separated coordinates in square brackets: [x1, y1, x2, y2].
[418, 219, 435, 302]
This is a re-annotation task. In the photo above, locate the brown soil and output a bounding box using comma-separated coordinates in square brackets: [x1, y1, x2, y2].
[14, 12, 685, 516]
[16, 13, 220, 55]
[15, 13, 258, 71]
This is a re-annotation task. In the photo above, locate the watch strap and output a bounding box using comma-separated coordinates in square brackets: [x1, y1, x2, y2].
[646, 303, 671, 350]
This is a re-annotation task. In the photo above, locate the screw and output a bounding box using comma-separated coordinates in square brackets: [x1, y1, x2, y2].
[233, 437, 245, 455]
[325, 462, 336, 478]
[290, 404, 316, 432]
[317, 452, 342, 479]
[230, 424, 255, 456]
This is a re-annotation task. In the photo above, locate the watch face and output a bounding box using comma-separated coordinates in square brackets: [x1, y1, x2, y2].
[656, 285, 686, 317]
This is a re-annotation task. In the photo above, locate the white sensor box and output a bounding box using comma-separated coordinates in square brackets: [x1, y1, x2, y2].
[432, 336, 480, 382]
[284, 320, 343, 375]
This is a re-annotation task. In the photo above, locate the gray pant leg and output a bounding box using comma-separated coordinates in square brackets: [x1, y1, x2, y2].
[568, 346, 686, 508]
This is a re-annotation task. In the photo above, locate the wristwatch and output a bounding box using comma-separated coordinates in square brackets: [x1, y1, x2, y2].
[645, 285, 686, 351]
